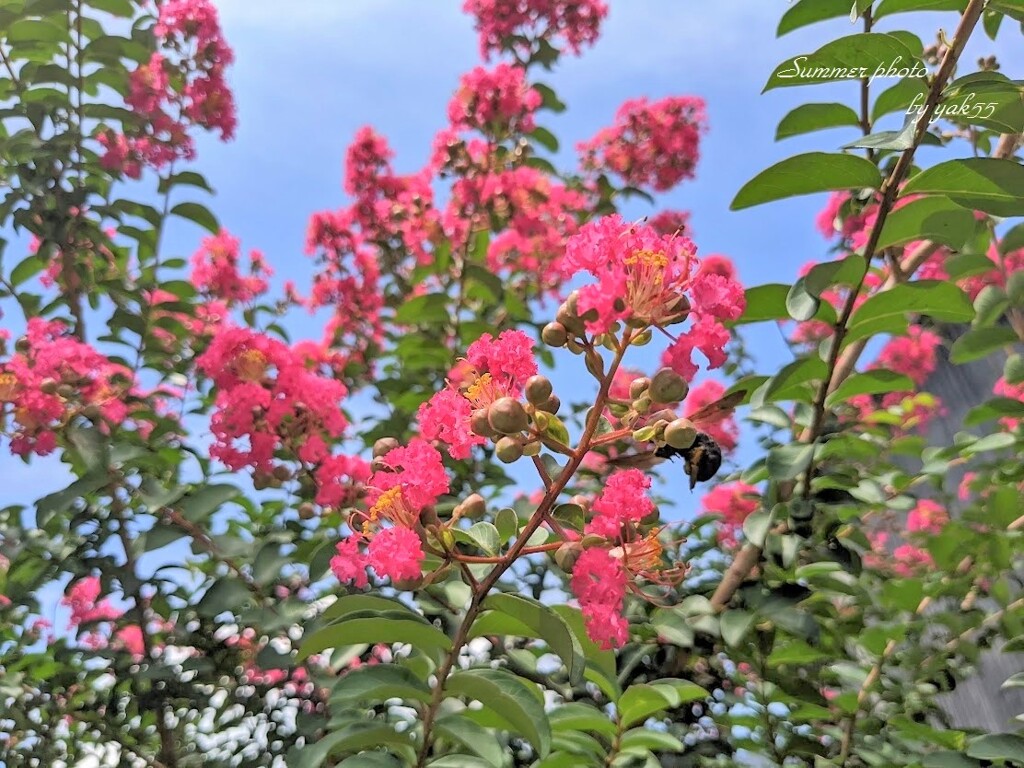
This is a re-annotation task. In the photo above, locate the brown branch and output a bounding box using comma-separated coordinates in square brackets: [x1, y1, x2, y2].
[710, 0, 989, 611]
[414, 332, 633, 766]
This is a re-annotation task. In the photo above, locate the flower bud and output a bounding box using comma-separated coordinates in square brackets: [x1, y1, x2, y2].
[524, 375, 553, 406]
[253, 472, 271, 490]
[533, 410, 550, 432]
[664, 418, 697, 449]
[522, 439, 541, 457]
[471, 408, 497, 438]
[298, 502, 316, 520]
[566, 337, 584, 354]
[370, 457, 388, 473]
[373, 437, 399, 458]
[541, 322, 568, 347]
[537, 395, 560, 414]
[556, 295, 586, 336]
[14, 337, 29, 353]
[39, 378, 59, 395]
[554, 542, 582, 572]
[273, 465, 292, 482]
[57, 384, 76, 399]
[634, 394, 652, 415]
[394, 574, 424, 591]
[495, 436, 524, 463]
[629, 377, 650, 399]
[456, 493, 487, 520]
[631, 328, 653, 346]
[649, 367, 688, 404]
[488, 397, 529, 435]
[664, 294, 691, 324]
[584, 350, 605, 379]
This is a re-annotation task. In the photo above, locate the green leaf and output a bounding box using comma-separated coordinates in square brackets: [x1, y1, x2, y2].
[170, 202, 219, 233]
[465, 522, 500, 556]
[337, 755, 404, 768]
[1001, 222, 1024, 255]
[950, 326, 1018, 363]
[826, 370, 914, 406]
[843, 119, 917, 152]
[763, 34, 919, 91]
[321, 594, 420, 622]
[177, 484, 238, 522]
[446, 668, 551, 757]
[10, 254, 46, 287]
[158, 170, 213, 194]
[876, 197, 978, 250]
[805, 257, 867, 297]
[484, 593, 586, 685]
[551, 605, 619, 701]
[549, 703, 618, 737]
[875, 0, 966, 18]
[721, 610, 754, 647]
[731, 153, 882, 210]
[778, 0, 853, 35]
[766, 443, 815, 481]
[287, 724, 413, 767]
[768, 639, 828, 666]
[435, 716, 505, 768]
[761, 357, 828, 402]
[922, 753, 980, 768]
[963, 432, 1016, 455]
[901, 158, 1024, 217]
[848, 281, 974, 332]
[330, 664, 431, 704]
[198, 578, 252, 617]
[941, 72, 1024, 134]
[495, 507, 519, 543]
[742, 510, 773, 548]
[973, 285, 1010, 327]
[530, 126, 559, 152]
[786, 278, 821, 322]
[776, 102, 860, 140]
[872, 77, 929, 122]
[618, 680, 707, 728]
[394, 293, 450, 325]
[1005, 353, 1024, 385]
[965, 396, 1024, 426]
[966, 733, 1024, 762]
[7, 19, 69, 43]
[299, 617, 452, 661]
[735, 283, 789, 324]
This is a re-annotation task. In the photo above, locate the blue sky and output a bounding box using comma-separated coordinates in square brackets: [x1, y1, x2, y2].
[3, 1, 1022, 602]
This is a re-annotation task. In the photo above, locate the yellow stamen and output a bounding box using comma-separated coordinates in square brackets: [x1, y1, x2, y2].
[365, 485, 418, 532]
[235, 349, 268, 382]
[0, 373, 18, 402]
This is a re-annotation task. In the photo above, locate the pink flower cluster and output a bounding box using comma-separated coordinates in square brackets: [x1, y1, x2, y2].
[570, 469, 668, 649]
[876, 326, 942, 387]
[448, 64, 541, 135]
[564, 216, 744, 381]
[195, 326, 369, 506]
[62, 577, 146, 660]
[191, 230, 272, 305]
[419, 330, 538, 459]
[578, 96, 707, 193]
[993, 376, 1024, 431]
[700, 482, 759, 550]
[906, 499, 948, 535]
[0, 319, 134, 457]
[101, 0, 236, 177]
[463, 0, 608, 59]
[331, 439, 450, 587]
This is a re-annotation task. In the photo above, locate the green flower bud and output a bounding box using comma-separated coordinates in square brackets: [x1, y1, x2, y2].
[664, 418, 697, 449]
[488, 397, 529, 435]
[524, 375, 553, 406]
[495, 436, 524, 463]
[541, 322, 568, 347]
[649, 367, 688, 403]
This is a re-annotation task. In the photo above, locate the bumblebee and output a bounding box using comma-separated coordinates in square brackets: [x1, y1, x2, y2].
[655, 432, 723, 490]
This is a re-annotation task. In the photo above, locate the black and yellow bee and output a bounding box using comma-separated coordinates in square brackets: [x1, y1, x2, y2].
[611, 390, 744, 489]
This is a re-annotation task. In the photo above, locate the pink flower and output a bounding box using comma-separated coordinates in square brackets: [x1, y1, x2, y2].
[907, 499, 948, 535]
[465, 330, 538, 398]
[648, 210, 692, 238]
[314, 455, 372, 508]
[190, 230, 271, 305]
[662, 316, 732, 382]
[448, 64, 541, 135]
[369, 438, 450, 512]
[876, 326, 942, 387]
[893, 544, 933, 576]
[63, 577, 122, 627]
[578, 96, 707, 192]
[571, 547, 628, 649]
[114, 625, 146, 660]
[701, 483, 759, 549]
[993, 376, 1024, 430]
[367, 526, 425, 583]
[331, 537, 369, 588]
[464, 0, 608, 59]
[585, 469, 655, 539]
[418, 386, 486, 460]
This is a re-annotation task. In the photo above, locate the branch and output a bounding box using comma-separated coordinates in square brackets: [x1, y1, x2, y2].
[414, 331, 634, 766]
[710, 0, 989, 611]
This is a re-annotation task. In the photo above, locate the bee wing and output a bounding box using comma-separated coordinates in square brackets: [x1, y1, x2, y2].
[605, 450, 660, 469]
[686, 389, 746, 427]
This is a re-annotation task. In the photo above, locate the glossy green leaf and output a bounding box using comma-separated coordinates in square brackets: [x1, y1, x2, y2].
[321, 594, 421, 622]
[901, 158, 1024, 217]
[330, 664, 431, 704]
[483, 593, 586, 685]
[966, 733, 1024, 762]
[778, 0, 858, 36]
[848, 281, 974, 331]
[776, 102, 860, 140]
[872, 77, 929, 122]
[299, 617, 452, 661]
[876, 197, 978, 250]
[720, 610, 754, 647]
[875, 0, 966, 18]
[170, 201, 219, 233]
[950, 326, 1018, 363]
[435, 716, 505, 768]
[826, 370, 914, 406]
[763, 34, 919, 91]
[446, 668, 551, 757]
[731, 153, 881, 210]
